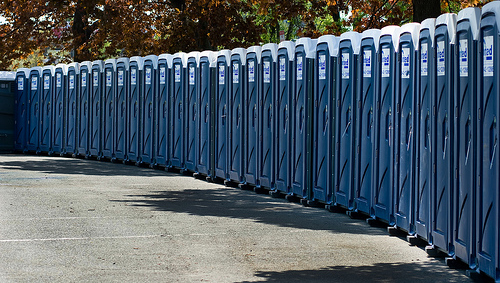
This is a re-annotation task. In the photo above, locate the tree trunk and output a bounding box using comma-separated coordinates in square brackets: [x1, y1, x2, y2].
[413, 0, 441, 23]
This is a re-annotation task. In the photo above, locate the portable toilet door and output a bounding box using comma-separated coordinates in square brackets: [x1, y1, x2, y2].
[431, 13, 457, 255]
[313, 35, 338, 205]
[185, 52, 200, 173]
[65, 62, 79, 156]
[39, 66, 54, 154]
[126, 56, 143, 164]
[394, 23, 420, 234]
[196, 51, 216, 178]
[114, 58, 129, 162]
[259, 43, 278, 190]
[355, 29, 380, 215]
[102, 59, 116, 160]
[53, 64, 67, 155]
[77, 61, 91, 157]
[336, 32, 361, 210]
[170, 53, 186, 170]
[27, 67, 42, 153]
[140, 55, 157, 166]
[89, 60, 103, 158]
[14, 68, 29, 152]
[274, 41, 295, 196]
[155, 54, 171, 168]
[214, 50, 230, 181]
[477, 2, 500, 280]
[415, 18, 435, 244]
[454, 7, 480, 269]
[227, 48, 246, 186]
[373, 26, 399, 225]
[243, 46, 261, 188]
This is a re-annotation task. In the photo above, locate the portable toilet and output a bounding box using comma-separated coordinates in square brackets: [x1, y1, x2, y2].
[27, 67, 42, 153]
[89, 60, 103, 158]
[431, 13, 457, 256]
[394, 23, 420, 234]
[243, 45, 261, 189]
[273, 41, 295, 196]
[214, 50, 231, 181]
[354, 29, 380, 215]
[52, 64, 67, 155]
[453, 7, 480, 269]
[477, 2, 500, 280]
[126, 56, 143, 164]
[0, 72, 15, 152]
[65, 62, 79, 156]
[155, 54, 172, 168]
[113, 58, 129, 162]
[102, 59, 116, 160]
[77, 61, 91, 157]
[227, 47, 246, 186]
[415, 18, 435, 244]
[185, 52, 200, 173]
[39, 65, 55, 154]
[170, 52, 186, 170]
[140, 54, 158, 166]
[336, 32, 361, 210]
[313, 35, 338, 206]
[14, 68, 29, 152]
[259, 43, 278, 190]
[373, 26, 400, 225]
[196, 51, 216, 179]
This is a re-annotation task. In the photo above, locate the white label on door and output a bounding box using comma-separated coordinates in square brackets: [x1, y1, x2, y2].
[160, 67, 166, 84]
[296, 56, 303, 81]
[233, 63, 239, 84]
[31, 76, 38, 89]
[484, 36, 494, 77]
[279, 57, 286, 81]
[342, 53, 349, 79]
[131, 68, 137, 85]
[363, 50, 372, 78]
[106, 71, 112, 87]
[93, 71, 98, 86]
[118, 70, 124, 86]
[421, 43, 428, 76]
[44, 75, 50, 90]
[401, 47, 410, 79]
[248, 61, 255, 82]
[18, 77, 24, 91]
[437, 41, 445, 76]
[459, 39, 468, 77]
[382, 48, 391, 78]
[56, 73, 62, 88]
[219, 65, 225, 85]
[319, 54, 326, 80]
[81, 72, 87, 87]
[189, 66, 195, 85]
[146, 67, 152, 85]
[264, 61, 271, 83]
[69, 75, 74, 89]
[174, 64, 181, 83]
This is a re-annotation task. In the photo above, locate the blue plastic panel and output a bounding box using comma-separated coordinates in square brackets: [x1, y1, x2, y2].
[52, 65, 66, 155]
[275, 42, 294, 194]
[185, 52, 199, 172]
[155, 55, 170, 167]
[259, 43, 277, 189]
[39, 66, 54, 153]
[127, 57, 142, 163]
[102, 60, 115, 159]
[64, 63, 79, 155]
[215, 51, 230, 180]
[77, 62, 91, 156]
[244, 46, 260, 186]
[14, 69, 29, 152]
[27, 67, 42, 152]
[89, 61, 103, 158]
[114, 59, 128, 161]
[313, 36, 338, 204]
[197, 52, 215, 177]
[140, 55, 157, 165]
[415, 19, 435, 242]
[170, 53, 185, 169]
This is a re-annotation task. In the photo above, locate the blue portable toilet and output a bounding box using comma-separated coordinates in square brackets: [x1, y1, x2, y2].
[140, 54, 158, 166]
[196, 51, 216, 179]
[477, 2, 500, 280]
[155, 54, 172, 168]
[170, 52, 186, 170]
[214, 50, 231, 181]
[185, 52, 200, 173]
[77, 61, 91, 157]
[126, 56, 143, 164]
[394, 23, 420, 234]
[14, 68, 29, 152]
[39, 66, 54, 154]
[102, 59, 116, 160]
[273, 41, 295, 196]
[291, 37, 316, 201]
[453, 7, 480, 269]
[336, 32, 361, 210]
[243, 45, 261, 188]
[27, 67, 42, 153]
[227, 48, 246, 186]
[259, 43, 278, 190]
[113, 58, 128, 162]
[89, 60, 103, 158]
[312, 35, 338, 205]
[373, 26, 400, 224]
[64, 62, 79, 156]
[415, 18, 435, 244]
[431, 13, 457, 255]
[52, 64, 67, 155]
[354, 29, 380, 215]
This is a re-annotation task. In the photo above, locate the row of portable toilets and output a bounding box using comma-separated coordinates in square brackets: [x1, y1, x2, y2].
[11, 2, 500, 280]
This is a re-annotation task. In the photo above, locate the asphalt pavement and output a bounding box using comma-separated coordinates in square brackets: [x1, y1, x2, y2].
[0, 154, 488, 282]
